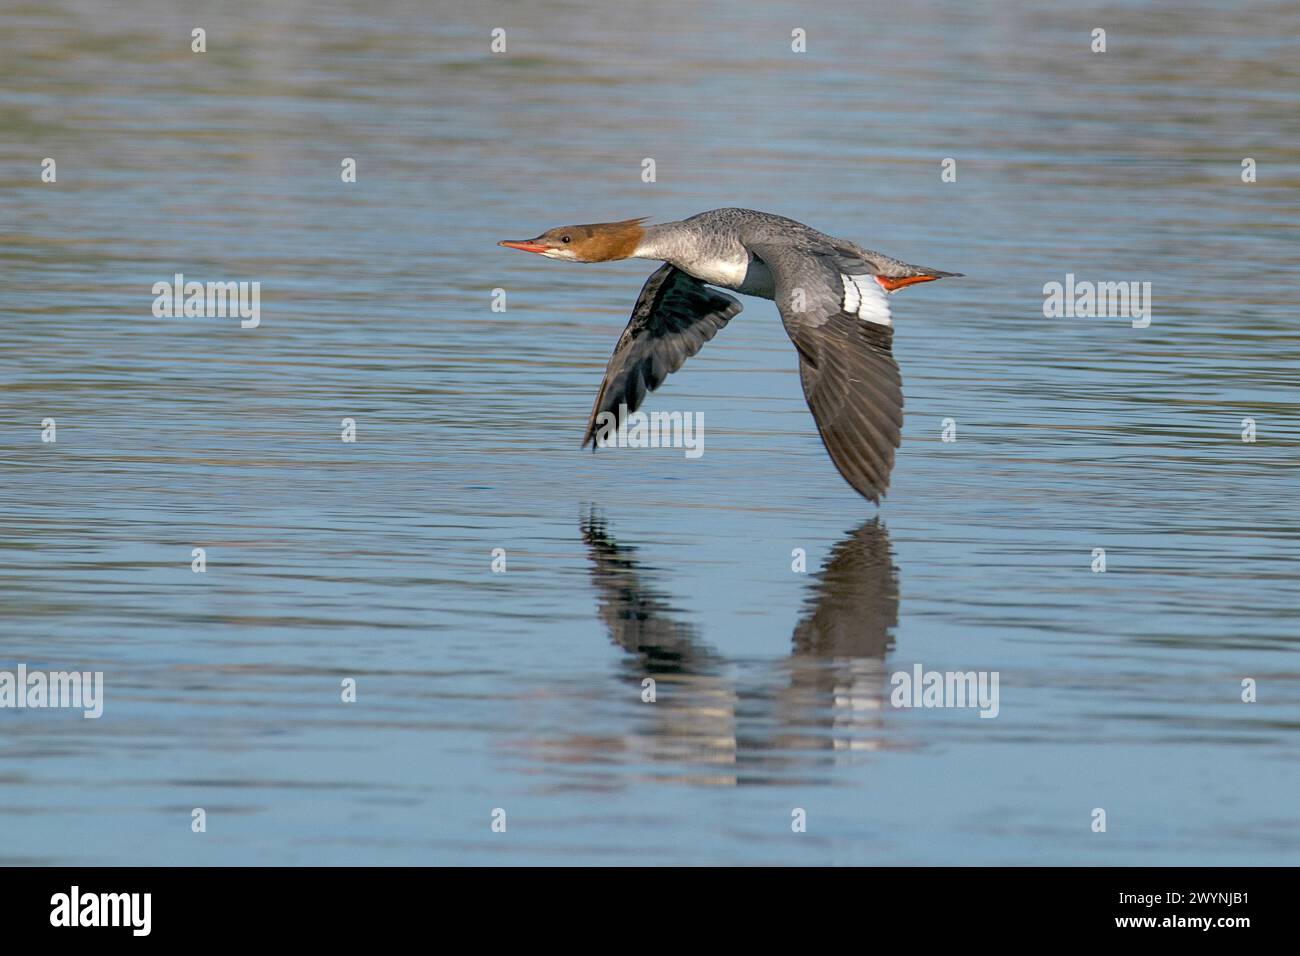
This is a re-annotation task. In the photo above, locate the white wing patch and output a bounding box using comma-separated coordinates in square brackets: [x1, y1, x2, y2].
[840, 274, 892, 327]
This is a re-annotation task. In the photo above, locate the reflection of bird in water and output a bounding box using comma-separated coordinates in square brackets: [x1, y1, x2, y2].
[579, 512, 717, 675]
[781, 518, 900, 759]
[564, 511, 902, 786]
[792, 518, 899, 659]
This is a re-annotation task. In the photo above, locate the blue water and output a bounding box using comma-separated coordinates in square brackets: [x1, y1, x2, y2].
[1, 0, 1297, 864]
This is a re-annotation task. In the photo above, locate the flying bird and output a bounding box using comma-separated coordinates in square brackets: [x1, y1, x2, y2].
[499, 208, 960, 502]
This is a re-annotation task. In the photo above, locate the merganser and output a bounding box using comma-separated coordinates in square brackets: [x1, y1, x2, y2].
[499, 208, 961, 502]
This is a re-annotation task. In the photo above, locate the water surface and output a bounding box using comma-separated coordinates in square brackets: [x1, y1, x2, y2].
[1, 0, 1298, 865]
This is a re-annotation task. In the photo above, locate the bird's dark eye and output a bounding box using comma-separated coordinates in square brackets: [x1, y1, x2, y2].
[561, 235, 571, 243]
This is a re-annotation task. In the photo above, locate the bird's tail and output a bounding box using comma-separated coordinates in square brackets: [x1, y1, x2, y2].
[876, 267, 963, 293]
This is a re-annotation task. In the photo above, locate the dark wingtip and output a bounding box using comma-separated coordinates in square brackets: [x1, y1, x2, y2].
[856, 482, 884, 506]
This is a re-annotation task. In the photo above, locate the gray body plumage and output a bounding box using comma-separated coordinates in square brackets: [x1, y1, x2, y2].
[635, 207, 952, 300]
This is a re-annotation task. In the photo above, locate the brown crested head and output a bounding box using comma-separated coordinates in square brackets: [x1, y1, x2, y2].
[498, 217, 647, 263]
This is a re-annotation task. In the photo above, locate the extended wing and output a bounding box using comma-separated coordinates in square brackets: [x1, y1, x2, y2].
[583, 264, 742, 448]
[748, 243, 905, 503]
